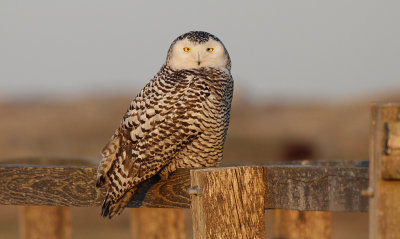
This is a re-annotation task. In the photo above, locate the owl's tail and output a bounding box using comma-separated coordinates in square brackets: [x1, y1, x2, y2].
[101, 189, 135, 219]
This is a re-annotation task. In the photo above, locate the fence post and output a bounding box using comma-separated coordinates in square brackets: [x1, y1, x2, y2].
[19, 206, 71, 239]
[369, 104, 400, 238]
[130, 208, 186, 239]
[190, 166, 265, 239]
[272, 210, 331, 239]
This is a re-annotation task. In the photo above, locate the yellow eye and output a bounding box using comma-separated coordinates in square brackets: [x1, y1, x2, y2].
[207, 48, 214, 52]
[183, 47, 191, 52]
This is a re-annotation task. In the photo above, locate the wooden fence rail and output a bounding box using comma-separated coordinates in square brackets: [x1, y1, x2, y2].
[0, 159, 369, 211]
[0, 103, 399, 238]
[0, 158, 368, 239]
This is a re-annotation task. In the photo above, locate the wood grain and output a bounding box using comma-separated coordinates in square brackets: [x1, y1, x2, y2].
[369, 103, 400, 239]
[0, 158, 369, 212]
[264, 161, 369, 212]
[20, 206, 71, 239]
[0, 165, 103, 207]
[128, 169, 190, 208]
[273, 210, 331, 239]
[381, 155, 400, 179]
[0, 158, 191, 208]
[190, 166, 265, 239]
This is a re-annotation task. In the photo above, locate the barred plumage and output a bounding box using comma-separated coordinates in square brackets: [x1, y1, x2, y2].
[96, 31, 233, 218]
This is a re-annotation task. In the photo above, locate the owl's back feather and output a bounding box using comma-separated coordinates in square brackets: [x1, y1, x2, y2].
[96, 65, 232, 218]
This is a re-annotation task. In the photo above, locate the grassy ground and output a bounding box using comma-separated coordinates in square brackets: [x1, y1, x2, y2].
[0, 95, 380, 238]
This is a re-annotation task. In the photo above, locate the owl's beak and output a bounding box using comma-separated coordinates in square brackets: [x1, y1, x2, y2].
[197, 53, 201, 66]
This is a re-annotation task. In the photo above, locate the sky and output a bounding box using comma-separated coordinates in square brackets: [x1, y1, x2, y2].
[1, 1, 399, 102]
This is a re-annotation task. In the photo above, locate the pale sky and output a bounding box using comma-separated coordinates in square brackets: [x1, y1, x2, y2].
[1, 1, 399, 102]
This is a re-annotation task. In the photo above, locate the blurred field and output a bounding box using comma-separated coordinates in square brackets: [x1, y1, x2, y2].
[0, 95, 371, 161]
[1, 93, 396, 239]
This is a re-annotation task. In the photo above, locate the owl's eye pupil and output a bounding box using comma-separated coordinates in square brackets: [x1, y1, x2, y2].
[183, 47, 191, 52]
[207, 48, 214, 52]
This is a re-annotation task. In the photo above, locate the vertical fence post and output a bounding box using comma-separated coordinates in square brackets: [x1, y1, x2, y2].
[272, 210, 331, 239]
[19, 206, 71, 239]
[369, 103, 400, 239]
[190, 166, 265, 239]
[130, 208, 186, 239]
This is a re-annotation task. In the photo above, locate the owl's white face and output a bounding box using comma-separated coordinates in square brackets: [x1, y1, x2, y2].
[167, 39, 230, 71]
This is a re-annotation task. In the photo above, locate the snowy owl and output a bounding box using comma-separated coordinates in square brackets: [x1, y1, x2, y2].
[96, 31, 233, 218]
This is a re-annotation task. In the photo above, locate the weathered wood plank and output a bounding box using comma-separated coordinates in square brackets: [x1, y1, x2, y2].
[130, 208, 186, 239]
[369, 103, 400, 239]
[264, 161, 369, 212]
[0, 158, 368, 212]
[20, 206, 71, 239]
[128, 169, 190, 208]
[190, 166, 265, 239]
[272, 210, 331, 239]
[0, 158, 191, 208]
[0, 164, 102, 207]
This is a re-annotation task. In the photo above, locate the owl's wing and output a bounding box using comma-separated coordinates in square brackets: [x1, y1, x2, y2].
[97, 73, 211, 218]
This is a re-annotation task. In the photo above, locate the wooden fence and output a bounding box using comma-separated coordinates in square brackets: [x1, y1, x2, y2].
[0, 103, 399, 239]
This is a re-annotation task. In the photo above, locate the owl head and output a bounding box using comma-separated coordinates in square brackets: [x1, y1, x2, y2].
[166, 31, 231, 71]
